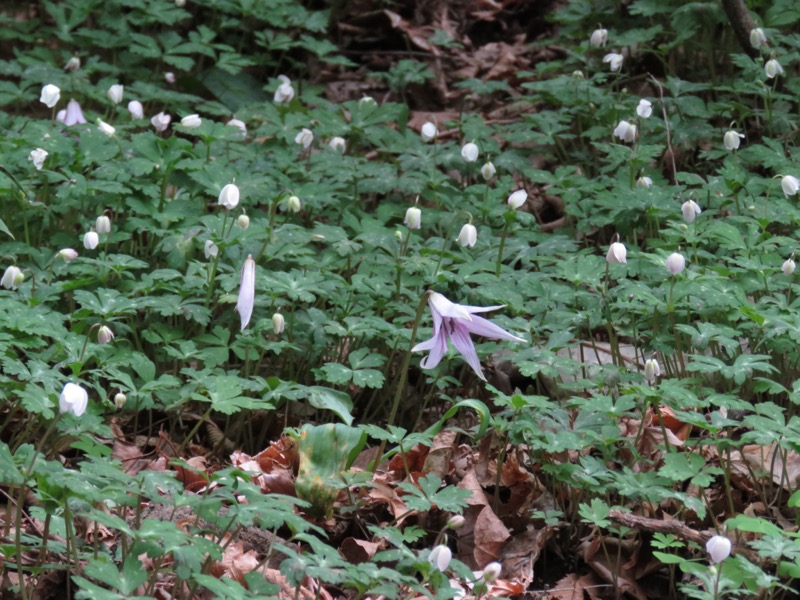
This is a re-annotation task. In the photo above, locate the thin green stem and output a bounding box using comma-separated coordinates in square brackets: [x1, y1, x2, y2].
[373, 293, 430, 472]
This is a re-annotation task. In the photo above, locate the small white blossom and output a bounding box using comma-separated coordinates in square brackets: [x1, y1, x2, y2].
[507, 189, 528, 210]
[236, 255, 256, 331]
[644, 358, 660, 383]
[606, 241, 627, 264]
[603, 53, 623, 72]
[590, 28, 608, 47]
[723, 130, 744, 150]
[782, 175, 800, 197]
[218, 183, 240, 210]
[636, 99, 652, 118]
[204, 240, 218, 259]
[457, 223, 477, 247]
[226, 118, 247, 137]
[127, 100, 144, 119]
[151, 112, 171, 132]
[40, 84, 61, 108]
[97, 120, 116, 136]
[164, 72, 176, 84]
[59, 382, 88, 417]
[329, 136, 346, 153]
[461, 142, 479, 163]
[681, 200, 702, 223]
[782, 258, 796, 276]
[295, 128, 313, 149]
[636, 176, 653, 188]
[29, 148, 48, 170]
[428, 545, 452, 572]
[481, 162, 496, 181]
[614, 120, 637, 143]
[765, 59, 783, 79]
[274, 75, 295, 104]
[421, 122, 438, 142]
[750, 28, 767, 49]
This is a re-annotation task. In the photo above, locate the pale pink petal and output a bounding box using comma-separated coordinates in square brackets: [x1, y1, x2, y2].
[414, 331, 448, 370]
[463, 315, 526, 343]
[236, 255, 256, 330]
[449, 323, 486, 380]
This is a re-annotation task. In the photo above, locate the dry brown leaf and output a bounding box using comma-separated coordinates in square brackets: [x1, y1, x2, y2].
[733, 444, 800, 490]
[368, 482, 410, 521]
[547, 573, 604, 600]
[422, 429, 457, 478]
[499, 525, 556, 585]
[340, 537, 383, 564]
[472, 505, 511, 566]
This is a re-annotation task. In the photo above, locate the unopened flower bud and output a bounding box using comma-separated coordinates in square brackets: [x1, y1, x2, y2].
[447, 515, 465, 530]
[481, 562, 502, 583]
[404, 206, 421, 229]
[64, 56, 81, 72]
[706, 535, 732, 564]
[272, 312, 285, 334]
[59, 248, 78, 262]
[96, 215, 111, 234]
[750, 28, 767, 49]
[1, 266, 23, 290]
[107, 84, 124, 104]
[97, 119, 116, 136]
[782, 258, 795, 276]
[421, 122, 437, 142]
[428, 545, 452, 572]
[181, 114, 202, 129]
[644, 358, 660, 383]
[114, 392, 127, 409]
[287, 195, 301, 213]
[481, 162, 496, 181]
[97, 325, 114, 345]
[84, 231, 99, 250]
[665, 252, 686, 275]
[237, 214, 250, 230]
[606, 241, 627, 264]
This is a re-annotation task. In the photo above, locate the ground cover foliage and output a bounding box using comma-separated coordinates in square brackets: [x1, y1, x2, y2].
[2, 0, 800, 598]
